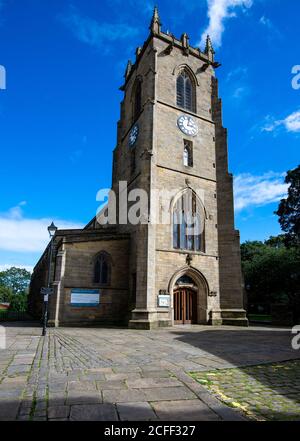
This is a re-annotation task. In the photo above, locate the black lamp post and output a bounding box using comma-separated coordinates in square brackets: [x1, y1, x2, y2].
[42, 222, 57, 336]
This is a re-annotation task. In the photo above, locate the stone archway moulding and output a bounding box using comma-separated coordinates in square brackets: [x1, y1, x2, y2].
[168, 265, 209, 296]
[172, 64, 199, 87]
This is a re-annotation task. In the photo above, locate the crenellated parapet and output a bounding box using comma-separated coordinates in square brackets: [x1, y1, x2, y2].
[121, 7, 220, 91]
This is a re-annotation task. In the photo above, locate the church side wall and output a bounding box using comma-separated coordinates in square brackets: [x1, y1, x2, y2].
[28, 255, 49, 320]
[49, 238, 130, 326]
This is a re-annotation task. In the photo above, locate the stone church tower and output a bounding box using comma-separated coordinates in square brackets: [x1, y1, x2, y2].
[29, 8, 248, 329]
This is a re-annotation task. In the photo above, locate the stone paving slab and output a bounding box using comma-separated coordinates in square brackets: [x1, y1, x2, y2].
[143, 386, 196, 402]
[141, 370, 170, 378]
[103, 388, 148, 404]
[68, 380, 98, 391]
[48, 405, 70, 420]
[105, 372, 141, 381]
[70, 404, 118, 421]
[97, 380, 128, 390]
[0, 323, 299, 421]
[66, 390, 102, 405]
[151, 399, 221, 421]
[126, 377, 182, 389]
[117, 402, 158, 421]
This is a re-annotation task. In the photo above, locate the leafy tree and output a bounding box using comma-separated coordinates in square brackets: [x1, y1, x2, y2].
[9, 293, 28, 312]
[242, 239, 300, 324]
[0, 267, 31, 294]
[241, 241, 266, 262]
[275, 165, 300, 245]
[0, 286, 13, 303]
[265, 235, 286, 249]
[242, 165, 300, 323]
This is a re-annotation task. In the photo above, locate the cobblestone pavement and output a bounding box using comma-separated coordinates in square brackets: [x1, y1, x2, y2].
[0, 323, 298, 421]
[191, 360, 300, 421]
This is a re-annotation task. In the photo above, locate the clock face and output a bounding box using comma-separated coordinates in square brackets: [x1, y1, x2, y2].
[129, 124, 139, 147]
[177, 115, 198, 137]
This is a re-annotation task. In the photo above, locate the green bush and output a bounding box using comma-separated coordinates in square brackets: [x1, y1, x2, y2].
[9, 293, 28, 312]
[0, 286, 13, 303]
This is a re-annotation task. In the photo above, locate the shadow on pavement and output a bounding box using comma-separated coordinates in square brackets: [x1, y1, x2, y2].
[171, 328, 300, 420]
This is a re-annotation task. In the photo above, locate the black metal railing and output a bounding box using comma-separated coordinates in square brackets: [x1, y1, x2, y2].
[0, 310, 32, 322]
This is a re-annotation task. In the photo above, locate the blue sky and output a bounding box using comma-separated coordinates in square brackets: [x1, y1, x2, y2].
[0, 0, 299, 271]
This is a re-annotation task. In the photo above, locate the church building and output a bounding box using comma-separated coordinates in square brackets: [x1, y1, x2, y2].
[29, 8, 248, 329]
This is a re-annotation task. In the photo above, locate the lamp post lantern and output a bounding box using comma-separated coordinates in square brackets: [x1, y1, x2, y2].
[42, 222, 57, 336]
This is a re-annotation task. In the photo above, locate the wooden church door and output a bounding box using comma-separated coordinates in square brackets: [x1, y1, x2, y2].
[173, 288, 197, 325]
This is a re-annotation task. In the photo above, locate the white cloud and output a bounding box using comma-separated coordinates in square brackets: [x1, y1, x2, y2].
[262, 118, 280, 133]
[234, 172, 288, 211]
[59, 5, 139, 50]
[232, 86, 249, 99]
[259, 15, 282, 41]
[225, 66, 250, 100]
[260, 15, 272, 28]
[70, 149, 83, 163]
[283, 111, 300, 132]
[199, 0, 253, 49]
[0, 203, 83, 253]
[262, 110, 300, 134]
[226, 66, 248, 82]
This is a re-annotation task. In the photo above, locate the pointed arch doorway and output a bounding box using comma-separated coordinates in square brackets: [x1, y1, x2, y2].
[169, 269, 209, 325]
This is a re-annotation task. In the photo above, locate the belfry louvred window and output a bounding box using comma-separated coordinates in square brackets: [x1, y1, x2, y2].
[176, 70, 195, 112]
[94, 252, 111, 285]
[173, 190, 204, 252]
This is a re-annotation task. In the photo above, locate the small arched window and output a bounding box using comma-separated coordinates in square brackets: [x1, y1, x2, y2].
[183, 140, 193, 167]
[176, 70, 195, 112]
[183, 147, 189, 167]
[94, 252, 111, 285]
[133, 79, 142, 122]
[173, 190, 205, 252]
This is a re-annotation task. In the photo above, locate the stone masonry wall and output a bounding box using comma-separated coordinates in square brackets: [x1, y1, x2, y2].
[48, 237, 130, 326]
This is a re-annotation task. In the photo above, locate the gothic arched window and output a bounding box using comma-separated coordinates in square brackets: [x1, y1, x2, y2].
[173, 190, 205, 252]
[133, 79, 142, 122]
[176, 70, 195, 112]
[94, 252, 111, 285]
